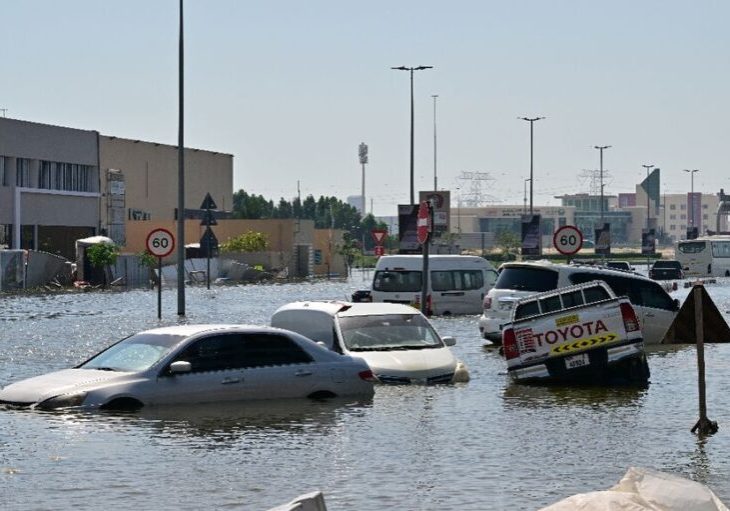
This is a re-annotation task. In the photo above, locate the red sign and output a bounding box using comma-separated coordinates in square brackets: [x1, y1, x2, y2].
[374, 245, 385, 257]
[417, 201, 431, 245]
[371, 229, 387, 245]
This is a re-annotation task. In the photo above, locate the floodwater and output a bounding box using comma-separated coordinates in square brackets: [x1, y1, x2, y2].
[2, 272, 730, 510]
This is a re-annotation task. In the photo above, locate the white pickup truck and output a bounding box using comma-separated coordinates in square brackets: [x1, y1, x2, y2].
[501, 280, 650, 385]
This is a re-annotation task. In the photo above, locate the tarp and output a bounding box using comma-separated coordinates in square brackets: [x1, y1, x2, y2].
[540, 467, 728, 511]
[662, 284, 730, 344]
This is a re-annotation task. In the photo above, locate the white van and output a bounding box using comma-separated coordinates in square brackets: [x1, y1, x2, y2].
[478, 260, 679, 345]
[271, 301, 470, 384]
[370, 255, 498, 315]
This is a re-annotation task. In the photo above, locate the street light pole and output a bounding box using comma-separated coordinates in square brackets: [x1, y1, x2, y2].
[523, 178, 531, 213]
[432, 94, 438, 191]
[594, 145, 611, 223]
[684, 169, 700, 229]
[519, 116, 545, 215]
[392, 65, 433, 205]
[642, 164, 654, 230]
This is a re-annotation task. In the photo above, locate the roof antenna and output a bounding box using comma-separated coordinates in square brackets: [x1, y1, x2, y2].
[0, 108, 7, 117]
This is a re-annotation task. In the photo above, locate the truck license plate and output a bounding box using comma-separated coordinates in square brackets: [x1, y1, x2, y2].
[565, 353, 589, 369]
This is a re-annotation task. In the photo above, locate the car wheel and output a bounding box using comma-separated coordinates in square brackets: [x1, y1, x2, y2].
[307, 390, 337, 400]
[100, 397, 144, 411]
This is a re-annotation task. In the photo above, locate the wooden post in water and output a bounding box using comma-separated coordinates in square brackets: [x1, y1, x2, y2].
[691, 284, 718, 435]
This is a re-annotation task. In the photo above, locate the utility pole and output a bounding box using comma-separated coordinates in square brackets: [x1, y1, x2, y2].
[176, 0, 186, 316]
[594, 145, 611, 223]
[432, 94, 438, 191]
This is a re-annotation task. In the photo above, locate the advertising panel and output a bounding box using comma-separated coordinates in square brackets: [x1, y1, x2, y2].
[521, 214, 542, 256]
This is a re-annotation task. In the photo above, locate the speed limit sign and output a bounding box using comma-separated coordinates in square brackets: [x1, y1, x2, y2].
[553, 225, 583, 255]
[146, 228, 175, 258]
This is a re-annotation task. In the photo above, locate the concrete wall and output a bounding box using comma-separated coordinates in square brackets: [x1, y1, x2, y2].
[98, 136, 233, 224]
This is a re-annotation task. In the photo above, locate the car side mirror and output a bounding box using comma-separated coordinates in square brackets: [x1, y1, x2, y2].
[442, 336, 456, 346]
[169, 360, 192, 374]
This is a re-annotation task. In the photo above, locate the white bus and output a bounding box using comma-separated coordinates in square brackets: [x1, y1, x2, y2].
[370, 255, 498, 315]
[675, 235, 730, 277]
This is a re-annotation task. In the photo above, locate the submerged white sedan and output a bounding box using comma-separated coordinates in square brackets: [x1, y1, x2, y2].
[0, 324, 376, 410]
[271, 302, 470, 385]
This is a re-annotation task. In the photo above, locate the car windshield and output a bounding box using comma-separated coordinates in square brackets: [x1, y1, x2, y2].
[494, 266, 559, 292]
[337, 314, 442, 351]
[79, 332, 187, 372]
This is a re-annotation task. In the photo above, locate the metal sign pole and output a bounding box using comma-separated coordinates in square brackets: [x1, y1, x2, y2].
[158, 256, 163, 320]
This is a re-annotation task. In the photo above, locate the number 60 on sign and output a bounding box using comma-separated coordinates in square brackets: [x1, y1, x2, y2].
[146, 228, 175, 258]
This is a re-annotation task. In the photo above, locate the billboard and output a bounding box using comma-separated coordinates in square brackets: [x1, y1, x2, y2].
[398, 204, 421, 254]
[641, 229, 656, 255]
[521, 214, 541, 256]
[595, 223, 611, 256]
[418, 190, 450, 238]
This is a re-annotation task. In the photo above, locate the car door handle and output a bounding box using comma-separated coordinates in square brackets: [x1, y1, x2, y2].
[221, 377, 241, 384]
[295, 370, 313, 377]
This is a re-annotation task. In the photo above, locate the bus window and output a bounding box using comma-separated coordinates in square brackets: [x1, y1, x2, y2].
[711, 241, 730, 258]
[677, 241, 706, 254]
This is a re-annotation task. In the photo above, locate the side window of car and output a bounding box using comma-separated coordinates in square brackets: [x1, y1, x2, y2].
[636, 282, 676, 311]
[240, 334, 314, 368]
[515, 300, 540, 320]
[583, 285, 611, 304]
[175, 334, 245, 373]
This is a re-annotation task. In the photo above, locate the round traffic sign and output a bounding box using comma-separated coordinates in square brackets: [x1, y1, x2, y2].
[553, 225, 583, 255]
[416, 201, 431, 245]
[146, 228, 175, 258]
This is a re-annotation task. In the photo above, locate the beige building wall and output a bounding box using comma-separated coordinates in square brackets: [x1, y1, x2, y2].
[313, 229, 346, 276]
[98, 136, 233, 243]
[659, 193, 720, 240]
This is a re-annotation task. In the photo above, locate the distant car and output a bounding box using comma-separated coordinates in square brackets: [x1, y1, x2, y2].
[351, 289, 373, 302]
[582, 240, 595, 248]
[606, 261, 633, 272]
[0, 325, 376, 410]
[271, 301, 470, 384]
[649, 260, 684, 280]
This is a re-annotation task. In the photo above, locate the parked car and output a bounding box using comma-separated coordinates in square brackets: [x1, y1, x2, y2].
[478, 261, 679, 345]
[605, 260, 633, 272]
[0, 325, 376, 410]
[649, 260, 684, 280]
[271, 301, 470, 384]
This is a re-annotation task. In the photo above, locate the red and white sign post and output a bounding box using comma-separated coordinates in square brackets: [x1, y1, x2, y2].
[371, 228, 387, 258]
[146, 228, 175, 319]
[417, 201, 432, 315]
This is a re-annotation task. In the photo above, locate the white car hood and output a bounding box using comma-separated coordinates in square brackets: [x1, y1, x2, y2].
[0, 368, 128, 404]
[354, 347, 457, 378]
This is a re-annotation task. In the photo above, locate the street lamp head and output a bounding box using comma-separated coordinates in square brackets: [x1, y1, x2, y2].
[519, 116, 545, 122]
[683, 169, 700, 174]
[391, 66, 409, 71]
[594, 145, 612, 150]
[415, 65, 433, 70]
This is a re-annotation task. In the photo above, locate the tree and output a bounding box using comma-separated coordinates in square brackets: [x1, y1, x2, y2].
[220, 231, 269, 253]
[86, 242, 119, 288]
[495, 231, 520, 260]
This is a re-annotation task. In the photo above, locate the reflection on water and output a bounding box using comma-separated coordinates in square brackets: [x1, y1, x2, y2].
[502, 382, 649, 410]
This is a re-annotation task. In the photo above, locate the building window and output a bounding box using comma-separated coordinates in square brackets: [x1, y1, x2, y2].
[0, 156, 6, 186]
[16, 158, 30, 186]
[703, 204, 708, 209]
[680, 204, 686, 210]
[39, 161, 92, 192]
[670, 214, 676, 220]
[681, 225, 687, 230]
[703, 214, 708, 220]
[680, 214, 686, 220]
[670, 204, 676, 210]
[670, 225, 676, 230]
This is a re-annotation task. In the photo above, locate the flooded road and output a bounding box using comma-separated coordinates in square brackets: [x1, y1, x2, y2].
[2, 273, 730, 510]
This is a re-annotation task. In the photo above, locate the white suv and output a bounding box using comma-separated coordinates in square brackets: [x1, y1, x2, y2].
[478, 260, 679, 345]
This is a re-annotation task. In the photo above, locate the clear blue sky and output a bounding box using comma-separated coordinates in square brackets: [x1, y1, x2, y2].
[3, 0, 729, 216]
